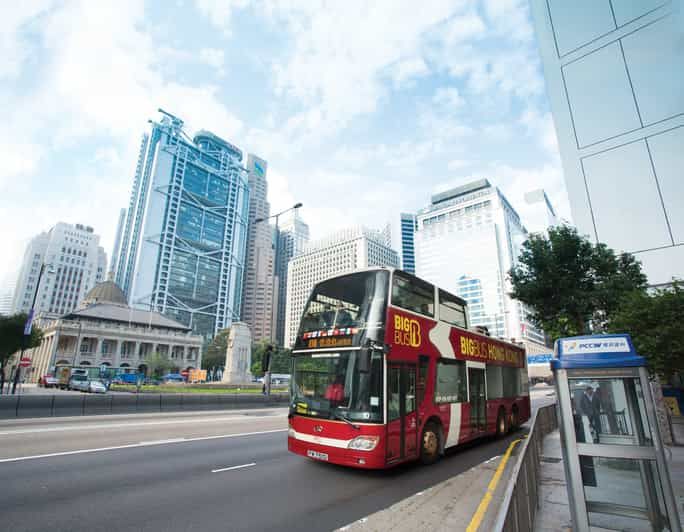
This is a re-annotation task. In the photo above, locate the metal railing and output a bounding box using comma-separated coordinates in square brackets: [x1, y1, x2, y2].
[494, 403, 559, 531]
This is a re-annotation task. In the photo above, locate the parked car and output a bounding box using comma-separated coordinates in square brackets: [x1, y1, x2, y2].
[68, 374, 89, 392]
[162, 373, 185, 384]
[88, 379, 107, 394]
[39, 374, 59, 388]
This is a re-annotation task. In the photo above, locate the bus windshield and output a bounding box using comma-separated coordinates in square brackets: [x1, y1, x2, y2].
[296, 270, 389, 347]
[291, 350, 384, 423]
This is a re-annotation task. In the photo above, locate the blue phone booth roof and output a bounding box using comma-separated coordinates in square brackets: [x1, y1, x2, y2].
[551, 334, 646, 370]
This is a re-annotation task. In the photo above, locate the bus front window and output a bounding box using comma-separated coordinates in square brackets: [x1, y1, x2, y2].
[291, 351, 384, 423]
[296, 270, 389, 348]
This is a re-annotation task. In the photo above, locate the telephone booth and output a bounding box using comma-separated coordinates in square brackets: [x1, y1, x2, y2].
[552, 334, 681, 532]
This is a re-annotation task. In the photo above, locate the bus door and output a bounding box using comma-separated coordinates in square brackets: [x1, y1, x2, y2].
[467, 362, 487, 433]
[386, 363, 418, 462]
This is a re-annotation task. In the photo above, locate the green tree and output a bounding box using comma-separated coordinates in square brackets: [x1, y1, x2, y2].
[146, 352, 173, 378]
[608, 282, 684, 380]
[202, 328, 230, 370]
[0, 313, 43, 390]
[251, 341, 291, 375]
[509, 225, 647, 340]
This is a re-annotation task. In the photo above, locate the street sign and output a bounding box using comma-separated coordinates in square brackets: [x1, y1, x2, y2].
[20, 357, 31, 367]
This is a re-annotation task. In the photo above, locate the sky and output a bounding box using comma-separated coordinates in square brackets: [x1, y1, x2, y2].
[0, 0, 570, 286]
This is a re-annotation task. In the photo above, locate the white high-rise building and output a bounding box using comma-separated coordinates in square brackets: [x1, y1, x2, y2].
[275, 211, 309, 346]
[241, 154, 275, 343]
[523, 189, 559, 235]
[415, 180, 546, 349]
[12, 223, 107, 317]
[0, 280, 15, 316]
[284, 227, 399, 348]
[530, 0, 683, 286]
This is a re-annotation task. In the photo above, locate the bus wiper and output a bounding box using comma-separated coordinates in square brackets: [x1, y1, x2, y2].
[334, 411, 360, 430]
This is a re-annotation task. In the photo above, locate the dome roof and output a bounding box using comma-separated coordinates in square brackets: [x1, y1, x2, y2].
[83, 280, 127, 306]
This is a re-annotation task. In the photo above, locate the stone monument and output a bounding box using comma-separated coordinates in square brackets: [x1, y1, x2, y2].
[222, 322, 253, 384]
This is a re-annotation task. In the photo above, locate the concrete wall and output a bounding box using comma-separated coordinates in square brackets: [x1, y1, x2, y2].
[0, 393, 288, 419]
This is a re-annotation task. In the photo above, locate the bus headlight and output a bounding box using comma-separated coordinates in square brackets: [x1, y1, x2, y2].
[347, 435, 379, 451]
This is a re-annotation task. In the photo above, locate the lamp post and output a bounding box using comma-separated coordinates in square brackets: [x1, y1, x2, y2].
[12, 263, 54, 394]
[255, 202, 302, 396]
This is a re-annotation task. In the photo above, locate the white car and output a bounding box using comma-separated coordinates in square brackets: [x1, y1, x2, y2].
[88, 379, 107, 394]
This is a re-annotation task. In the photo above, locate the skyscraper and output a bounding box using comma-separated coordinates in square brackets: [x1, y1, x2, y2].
[414, 180, 546, 349]
[530, 0, 683, 285]
[12, 223, 107, 317]
[241, 154, 275, 343]
[523, 189, 559, 235]
[0, 280, 16, 316]
[108, 208, 126, 277]
[284, 227, 398, 348]
[114, 110, 249, 340]
[274, 211, 309, 346]
[399, 213, 417, 274]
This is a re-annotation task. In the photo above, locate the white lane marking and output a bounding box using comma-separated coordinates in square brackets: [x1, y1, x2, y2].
[0, 428, 287, 464]
[0, 414, 283, 436]
[139, 438, 186, 445]
[211, 462, 256, 473]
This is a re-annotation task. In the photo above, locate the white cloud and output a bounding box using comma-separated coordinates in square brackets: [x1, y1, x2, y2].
[199, 47, 225, 73]
[447, 159, 471, 171]
[193, 0, 251, 36]
[390, 57, 430, 87]
[433, 86, 465, 109]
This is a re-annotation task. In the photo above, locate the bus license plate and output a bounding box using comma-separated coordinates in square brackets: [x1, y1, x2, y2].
[307, 450, 328, 461]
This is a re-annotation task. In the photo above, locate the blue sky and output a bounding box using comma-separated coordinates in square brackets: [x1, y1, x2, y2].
[0, 0, 569, 285]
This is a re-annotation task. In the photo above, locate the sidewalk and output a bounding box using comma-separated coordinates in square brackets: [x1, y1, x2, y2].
[535, 430, 684, 531]
[337, 444, 519, 532]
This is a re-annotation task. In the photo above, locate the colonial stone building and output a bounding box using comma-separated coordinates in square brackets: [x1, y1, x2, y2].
[24, 280, 202, 381]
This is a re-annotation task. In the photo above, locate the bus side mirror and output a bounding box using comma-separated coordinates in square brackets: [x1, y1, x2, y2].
[358, 348, 371, 374]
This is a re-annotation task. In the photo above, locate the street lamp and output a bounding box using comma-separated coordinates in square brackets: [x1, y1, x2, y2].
[254, 202, 302, 396]
[12, 263, 55, 394]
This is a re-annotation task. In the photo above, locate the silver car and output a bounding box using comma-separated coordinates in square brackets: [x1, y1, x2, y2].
[87, 379, 107, 394]
[68, 374, 89, 392]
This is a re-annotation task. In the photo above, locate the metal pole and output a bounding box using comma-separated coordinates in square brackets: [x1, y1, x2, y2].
[14, 264, 48, 394]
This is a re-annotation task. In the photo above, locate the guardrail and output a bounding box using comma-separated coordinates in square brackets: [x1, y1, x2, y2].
[0, 392, 289, 419]
[493, 403, 559, 532]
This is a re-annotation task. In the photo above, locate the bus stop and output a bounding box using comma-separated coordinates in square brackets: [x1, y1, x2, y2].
[552, 334, 681, 531]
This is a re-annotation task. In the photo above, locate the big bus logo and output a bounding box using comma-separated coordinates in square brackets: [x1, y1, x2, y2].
[393, 315, 421, 347]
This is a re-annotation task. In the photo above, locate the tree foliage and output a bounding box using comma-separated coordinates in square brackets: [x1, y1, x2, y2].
[509, 225, 647, 340]
[0, 313, 43, 370]
[145, 352, 173, 377]
[608, 282, 684, 380]
[202, 328, 230, 370]
[251, 341, 291, 375]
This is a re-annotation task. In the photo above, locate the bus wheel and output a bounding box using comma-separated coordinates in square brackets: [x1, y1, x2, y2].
[420, 423, 441, 465]
[496, 408, 507, 437]
[509, 406, 519, 432]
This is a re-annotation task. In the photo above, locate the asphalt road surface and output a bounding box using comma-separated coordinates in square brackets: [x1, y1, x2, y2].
[0, 388, 554, 532]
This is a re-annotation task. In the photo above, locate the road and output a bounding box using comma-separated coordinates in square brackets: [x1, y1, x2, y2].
[0, 388, 555, 532]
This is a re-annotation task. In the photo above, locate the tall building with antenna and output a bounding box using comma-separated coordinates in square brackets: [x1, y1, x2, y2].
[114, 110, 249, 340]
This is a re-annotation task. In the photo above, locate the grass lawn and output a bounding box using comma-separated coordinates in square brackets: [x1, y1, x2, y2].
[109, 384, 288, 394]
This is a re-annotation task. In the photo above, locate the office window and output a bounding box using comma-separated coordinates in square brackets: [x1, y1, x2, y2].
[547, 0, 615, 55]
[621, 15, 684, 125]
[648, 127, 684, 244]
[563, 43, 641, 147]
[583, 140, 671, 251]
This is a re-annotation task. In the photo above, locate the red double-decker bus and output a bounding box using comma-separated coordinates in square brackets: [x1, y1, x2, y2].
[287, 268, 530, 469]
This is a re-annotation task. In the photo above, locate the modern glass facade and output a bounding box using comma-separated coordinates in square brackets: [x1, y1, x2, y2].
[415, 180, 546, 347]
[275, 211, 309, 346]
[114, 111, 249, 340]
[530, 0, 684, 285]
[400, 213, 417, 274]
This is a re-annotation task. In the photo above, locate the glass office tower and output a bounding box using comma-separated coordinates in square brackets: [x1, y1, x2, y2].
[115, 111, 249, 340]
[530, 0, 684, 285]
[400, 213, 417, 274]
